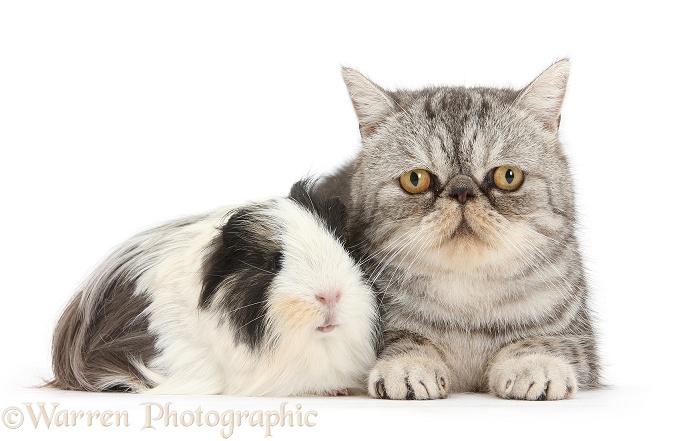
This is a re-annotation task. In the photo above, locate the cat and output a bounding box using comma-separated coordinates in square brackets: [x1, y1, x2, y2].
[318, 59, 601, 400]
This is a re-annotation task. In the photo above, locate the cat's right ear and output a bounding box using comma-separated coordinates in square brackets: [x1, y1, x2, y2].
[341, 67, 395, 138]
[516, 59, 570, 132]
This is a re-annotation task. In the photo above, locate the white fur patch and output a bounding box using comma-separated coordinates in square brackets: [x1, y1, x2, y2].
[133, 200, 376, 396]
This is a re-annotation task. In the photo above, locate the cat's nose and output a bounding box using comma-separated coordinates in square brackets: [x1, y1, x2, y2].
[449, 186, 475, 205]
[446, 175, 478, 205]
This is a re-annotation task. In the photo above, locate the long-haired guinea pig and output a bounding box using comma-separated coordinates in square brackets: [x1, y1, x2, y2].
[48, 180, 378, 396]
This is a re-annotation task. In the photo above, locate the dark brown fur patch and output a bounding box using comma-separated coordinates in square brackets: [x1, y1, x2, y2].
[48, 282, 156, 392]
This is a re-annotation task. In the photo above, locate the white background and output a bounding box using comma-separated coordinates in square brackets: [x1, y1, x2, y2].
[1, 1, 693, 439]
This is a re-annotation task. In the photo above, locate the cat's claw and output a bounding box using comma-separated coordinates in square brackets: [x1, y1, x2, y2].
[487, 353, 577, 400]
[368, 355, 450, 400]
[325, 388, 349, 396]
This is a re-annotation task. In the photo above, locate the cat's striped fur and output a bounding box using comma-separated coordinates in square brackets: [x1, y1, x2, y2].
[322, 60, 600, 400]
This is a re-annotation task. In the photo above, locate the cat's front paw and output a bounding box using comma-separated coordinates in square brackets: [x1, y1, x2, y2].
[368, 355, 450, 400]
[325, 388, 349, 396]
[488, 353, 577, 400]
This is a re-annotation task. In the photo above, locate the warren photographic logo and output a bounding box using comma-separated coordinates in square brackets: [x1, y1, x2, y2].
[2, 401, 317, 438]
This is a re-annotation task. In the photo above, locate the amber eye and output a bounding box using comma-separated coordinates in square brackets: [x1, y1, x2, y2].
[399, 169, 432, 194]
[492, 166, 524, 191]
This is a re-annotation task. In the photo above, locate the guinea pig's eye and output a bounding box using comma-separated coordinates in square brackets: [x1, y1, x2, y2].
[399, 169, 432, 194]
[272, 253, 283, 271]
[491, 165, 524, 191]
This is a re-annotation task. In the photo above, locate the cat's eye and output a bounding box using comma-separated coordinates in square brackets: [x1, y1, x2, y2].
[492, 165, 524, 191]
[399, 169, 432, 194]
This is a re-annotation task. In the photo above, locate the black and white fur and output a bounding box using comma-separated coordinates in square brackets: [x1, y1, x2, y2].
[49, 181, 378, 395]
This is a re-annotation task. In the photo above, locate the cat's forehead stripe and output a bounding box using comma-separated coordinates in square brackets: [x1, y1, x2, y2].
[396, 88, 546, 177]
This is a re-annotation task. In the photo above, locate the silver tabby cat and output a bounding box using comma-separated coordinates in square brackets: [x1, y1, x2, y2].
[317, 59, 600, 400]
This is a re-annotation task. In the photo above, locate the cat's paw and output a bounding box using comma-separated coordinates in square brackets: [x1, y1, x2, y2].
[368, 355, 450, 400]
[325, 388, 349, 396]
[488, 353, 577, 400]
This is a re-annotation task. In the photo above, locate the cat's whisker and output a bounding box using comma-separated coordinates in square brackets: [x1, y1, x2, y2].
[379, 229, 432, 288]
[488, 225, 573, 300]
[364, 228, 423, 283]
[502, 224, 576, 289]
[519, 237, 577, 299]
[350, 219, 422, 262]
[368, 228, 425, 283]
[381, 230, 437, 297]
[367, 232, 426, 312]
[355, 231, 412, 272]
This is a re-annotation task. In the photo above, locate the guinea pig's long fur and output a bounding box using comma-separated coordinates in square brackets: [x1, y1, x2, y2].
[48, 181, 378, 395]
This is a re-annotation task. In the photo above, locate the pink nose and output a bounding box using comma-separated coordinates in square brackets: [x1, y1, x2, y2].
[315, 292, 341, 307]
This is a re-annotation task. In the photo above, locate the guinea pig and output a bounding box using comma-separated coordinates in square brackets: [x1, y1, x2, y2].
[48, 180, 378, 396]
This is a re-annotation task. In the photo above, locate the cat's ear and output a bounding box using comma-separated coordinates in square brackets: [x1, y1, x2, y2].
[516, 59, 570, 132]
[342, 67, 396, 138]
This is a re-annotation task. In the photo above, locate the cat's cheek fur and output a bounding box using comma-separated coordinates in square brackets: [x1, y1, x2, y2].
[487, 353, 577, 401]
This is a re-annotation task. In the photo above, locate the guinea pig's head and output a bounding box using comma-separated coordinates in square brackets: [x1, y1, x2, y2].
[200, 181, 377, 354]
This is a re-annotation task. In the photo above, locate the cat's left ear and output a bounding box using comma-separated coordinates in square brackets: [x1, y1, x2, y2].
[342, 67, 396, 138]
[516, 58, 570, 132]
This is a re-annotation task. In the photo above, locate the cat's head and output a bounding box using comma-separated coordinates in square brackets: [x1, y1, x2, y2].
[343, 60, 576, 274]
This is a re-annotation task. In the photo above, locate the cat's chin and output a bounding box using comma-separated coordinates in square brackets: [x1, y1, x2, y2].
[427, 231, 492, 270]
[430, 221, 518, 273]
[430, 218, 550, 275]
[453, 219, 474, 237]
[429, 240, 518, 275]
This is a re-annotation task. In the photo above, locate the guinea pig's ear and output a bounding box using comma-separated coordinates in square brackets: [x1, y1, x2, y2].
[289, 180, 348, 241]
[323, 196, 348, 242]
[288, 180, 315, 210]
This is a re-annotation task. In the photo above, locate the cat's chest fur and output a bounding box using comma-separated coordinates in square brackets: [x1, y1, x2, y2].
[379, 265, 578, 392]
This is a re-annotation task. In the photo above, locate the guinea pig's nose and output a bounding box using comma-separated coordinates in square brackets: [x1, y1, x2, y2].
[315, 292, 341, 307]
